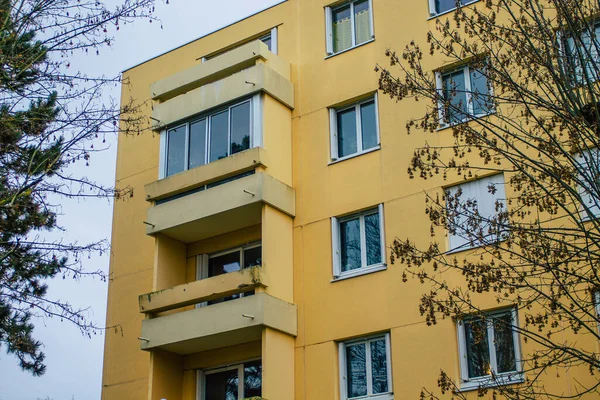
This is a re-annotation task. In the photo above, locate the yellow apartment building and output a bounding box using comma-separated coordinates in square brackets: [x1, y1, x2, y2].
[100, 1, 598, 399]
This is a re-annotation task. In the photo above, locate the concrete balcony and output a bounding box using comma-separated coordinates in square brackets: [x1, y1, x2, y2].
[151, 40, 290, 102]
[144, 170, 295, 243]
[139, 292, 297, 355]
[139, 266, 267, 314]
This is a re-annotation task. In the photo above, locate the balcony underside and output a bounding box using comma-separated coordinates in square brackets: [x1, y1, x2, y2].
[145, 172, 295, 243]
[140, 292, 297, 355]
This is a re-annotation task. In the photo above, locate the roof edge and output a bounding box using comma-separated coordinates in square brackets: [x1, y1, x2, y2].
[122, 0, 287, 73]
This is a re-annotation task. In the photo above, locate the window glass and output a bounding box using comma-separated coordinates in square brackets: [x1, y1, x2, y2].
[364, 212, 381, 266]
[459, 310, 519, 386]
[243, 246, 262, 268]
[230, 102, 251, 155]
[189, 119, 207, 169]
[370, 339, 388, 394]
[243, 361, 262, 398]
[565, 24, 600, 83]
[208, 251, 241, 277]
[443, 69, 467, 125]
[205, 369, 238, 400]
[334, 207, 384, 278]
[578, 149, 600, 219]
[260, 35, 272, 51]
[167, 126, 186, 176]
[210, 110, 229, 162]
[337, 107, 358, 158]
[494, 313, 516, 373]
[354, 0, 371, 45]
[360, 101, 378, 151]
[340, 217, 361, 272]
[333, 5, 352, 53]
[469, 67, 490, 116]
[434, 0, 474, 14]
[464, 319, 490, 379]
[346, 343, 368, 397]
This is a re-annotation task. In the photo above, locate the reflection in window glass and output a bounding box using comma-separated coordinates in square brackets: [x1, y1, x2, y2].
[340, 218, 361, 272]
[167, 126, 186, 176]
[243, 361, 262, 398]
[464, 319, 491, 379]
[205, 369, 238, 400]
[164, 98, 254, 177]
[341, 336, 390, 399]
[210, 110, 229, 162]
[337, 108, 357, 158]
[370, 339, 388, 394]
[346, 344, 368, 397]
[494, 314, 516, 373]
[443, 69, 467, 125]
[189, 119, 207, 170]
[208, 252, 241, 277]
[470, 67, 491, 116]
[360, 101, 378, 151]
[230, 102, 251, 155]
[260, 35, 272, 51]
[243, 246, 262, 268]
[365, 212, 381, 266]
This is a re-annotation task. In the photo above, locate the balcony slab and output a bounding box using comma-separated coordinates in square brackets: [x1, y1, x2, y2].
[139, 292, 297, 355]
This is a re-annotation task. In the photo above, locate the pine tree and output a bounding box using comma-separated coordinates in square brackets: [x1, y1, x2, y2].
[0, 0, 157, 375]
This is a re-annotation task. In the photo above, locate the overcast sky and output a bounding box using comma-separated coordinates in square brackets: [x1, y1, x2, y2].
[0, 1, 282, 399]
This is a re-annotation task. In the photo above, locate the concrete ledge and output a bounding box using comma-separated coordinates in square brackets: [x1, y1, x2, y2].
[145, 147, 269, 202]
[145, 172, 295, 243]
[152, 63, 294, 130]
[139, 267, 267, 314]
[151, 40, 290, 102]
[140, 292, 297, 355]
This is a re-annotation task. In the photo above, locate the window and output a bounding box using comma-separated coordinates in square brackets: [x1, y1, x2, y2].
[436, 62, 492, 126]
[160, 95, 262, 179]
[576, 148, 600, 220]
[563, 22, 600, 84]
[446, 174, 506, 252]
[325, 0, 374, 55]
[428, 0, 478, 16]
[332, 205, 385, 280]
[329, 94, 380, 161]
[339, 334, 392, 400]
[196, 243, 261, 305]
[198, 360, 262, 400]
[457, 308, 522, 390]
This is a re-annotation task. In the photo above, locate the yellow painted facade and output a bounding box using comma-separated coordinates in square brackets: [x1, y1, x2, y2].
[101, 1, 598, 399]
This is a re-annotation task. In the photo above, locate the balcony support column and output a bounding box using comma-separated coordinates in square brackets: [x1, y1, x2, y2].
[261, 327, 295, 400]
[148, 350, 183, 400]
[261, 204, 294, 303]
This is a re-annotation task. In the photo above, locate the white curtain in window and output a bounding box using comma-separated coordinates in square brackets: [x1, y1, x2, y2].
[333, 15, 352, 52]
[354, 8, 370, 45]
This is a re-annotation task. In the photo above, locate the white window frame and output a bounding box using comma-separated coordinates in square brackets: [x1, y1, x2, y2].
[446, 174, 507, 253]
[159, 94, 262, 179]
[457, 308, 523, 391]
[329, 93, 381, 162]
[259, 27, 279, 55]
[428, 0, 479, 18]
[196, 359, 262, 400]
[435, 62, 493, 128]
[338, 333, 393, 400]
[331, 204, 386, 281]
[202, 27, 278, 62]
[325, 0, 375, 56]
